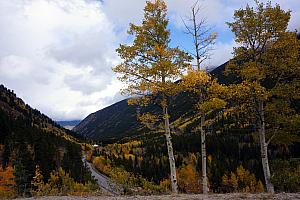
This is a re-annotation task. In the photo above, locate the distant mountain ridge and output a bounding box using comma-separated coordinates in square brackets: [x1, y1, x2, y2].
[73, 62, 228, 141]
[57, 120, 81, 130]
[57, 120, 81, 126]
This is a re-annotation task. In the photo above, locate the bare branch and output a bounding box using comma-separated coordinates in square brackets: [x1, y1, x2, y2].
[181, 16, 195, 36]
[267, 133, 276, 146]
[182, 0, 217, 71]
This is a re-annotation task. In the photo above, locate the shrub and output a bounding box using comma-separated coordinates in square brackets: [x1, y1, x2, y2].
[221, 165, 264, 193]
[271, 159, 300, 192]
[0, 166, 17, 199]
[177, 164, 201, 193]
[31, 167, 99, 197]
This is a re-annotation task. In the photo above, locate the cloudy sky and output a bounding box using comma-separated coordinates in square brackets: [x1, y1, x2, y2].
[0, 0, 299, 121]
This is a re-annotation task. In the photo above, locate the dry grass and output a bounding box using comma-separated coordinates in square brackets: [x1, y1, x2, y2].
[16, 193, 300, 200]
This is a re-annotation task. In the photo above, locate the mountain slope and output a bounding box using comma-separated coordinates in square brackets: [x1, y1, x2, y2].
[0, 85, 79, 140]
[73, 63, 226, 141]
[73, 99, 140, 140]
[0, 85, 92, 191]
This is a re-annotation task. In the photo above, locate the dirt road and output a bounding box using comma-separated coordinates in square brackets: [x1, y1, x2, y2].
[16, 193, 300, 200]
[83, 158, 124, 195]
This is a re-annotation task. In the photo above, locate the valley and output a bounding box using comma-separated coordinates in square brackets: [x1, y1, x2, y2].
[1, 0, 300, 199]
[57, 121, 81, 131]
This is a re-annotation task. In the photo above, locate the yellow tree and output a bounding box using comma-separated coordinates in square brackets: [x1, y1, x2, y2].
[262, 32, 300, 146]
[0, 165, 16, 198]
[181, 70, 227, 193]
[226, 1, 299, 193]
[176, 153, 201, 193]
[181, 1, 225, 194]
[221, 165, 265, 193]
[113, 0, 191, 193]
[31, 165, 45, 196]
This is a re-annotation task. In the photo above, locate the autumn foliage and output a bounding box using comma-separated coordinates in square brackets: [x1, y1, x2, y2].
[0, 165, 16, 198]
[30, 167, 98, 196]
[221, 165, 264, 193]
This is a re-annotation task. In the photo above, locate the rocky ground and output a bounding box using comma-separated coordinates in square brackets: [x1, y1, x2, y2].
[17, 193, 300, 200]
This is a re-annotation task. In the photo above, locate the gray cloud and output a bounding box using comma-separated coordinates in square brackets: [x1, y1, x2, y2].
[0, 0, 299, 120]
[0, 0, 122, 120]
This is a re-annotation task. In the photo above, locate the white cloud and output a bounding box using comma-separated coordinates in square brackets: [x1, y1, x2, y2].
[102, 0, 300, 66]
[102, 0, 145, 28]
[206, 40, 237, 69]
[166, 0, 230, 29]
[0, 0, 122, 120]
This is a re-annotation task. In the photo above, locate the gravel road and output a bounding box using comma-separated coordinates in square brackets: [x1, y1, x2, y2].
[83, 158, 124, 195]
[16, 193, 300, 200]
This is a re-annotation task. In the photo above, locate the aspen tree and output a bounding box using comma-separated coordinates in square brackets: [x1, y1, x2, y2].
[113, 0, 191, 193]
[226, 1, 299, 193]
[181, 1, 224, 194]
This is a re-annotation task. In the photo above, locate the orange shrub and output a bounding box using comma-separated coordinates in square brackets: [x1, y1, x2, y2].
[0, 165, 16, 198]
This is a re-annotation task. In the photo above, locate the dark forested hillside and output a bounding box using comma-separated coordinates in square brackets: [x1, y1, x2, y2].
[73, 65, 226, 141]
[75, 58, 300, 193]
[0, 85, 94, 196]
[73, 99, 140, 140]
[0, 85, 80, 139]
[90, 131, 300, 193]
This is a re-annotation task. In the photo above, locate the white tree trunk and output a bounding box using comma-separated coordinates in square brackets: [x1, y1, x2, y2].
[201, 114, 208, 194]
[163, 106, 178, 193]
[258, 100, 274, 193]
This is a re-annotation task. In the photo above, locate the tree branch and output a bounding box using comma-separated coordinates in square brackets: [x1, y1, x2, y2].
[267, 133, 276, 146]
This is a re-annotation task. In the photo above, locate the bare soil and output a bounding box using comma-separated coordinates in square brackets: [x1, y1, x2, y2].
[16, 193, 300, 200]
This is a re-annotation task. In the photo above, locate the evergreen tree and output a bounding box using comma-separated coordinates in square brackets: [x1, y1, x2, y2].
[14, 161, 31, 196]
[14, 144, 34, 196]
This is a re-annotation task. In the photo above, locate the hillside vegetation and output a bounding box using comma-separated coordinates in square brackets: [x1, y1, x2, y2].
[80, 0, 300, 195]
[0, 85, 98, 198]
[1, 0, 299, 198]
